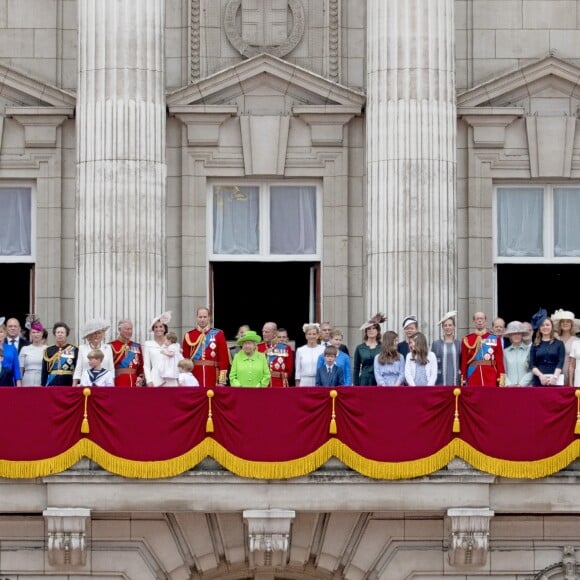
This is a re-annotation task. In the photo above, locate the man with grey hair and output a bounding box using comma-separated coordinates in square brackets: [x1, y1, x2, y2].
[110, 319, 144, 387]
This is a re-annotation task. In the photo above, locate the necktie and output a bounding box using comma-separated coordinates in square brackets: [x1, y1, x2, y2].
[10, 339, 15, 346]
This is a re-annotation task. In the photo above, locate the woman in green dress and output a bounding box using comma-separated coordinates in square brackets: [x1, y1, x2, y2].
[229, 330, 271, 387]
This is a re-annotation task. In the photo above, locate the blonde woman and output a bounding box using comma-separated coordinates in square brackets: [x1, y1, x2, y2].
[294, 323, 324, 386]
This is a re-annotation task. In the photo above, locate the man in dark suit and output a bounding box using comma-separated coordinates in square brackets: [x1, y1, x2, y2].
[315, 346, 344, 387]
[4, 318, 30, 353]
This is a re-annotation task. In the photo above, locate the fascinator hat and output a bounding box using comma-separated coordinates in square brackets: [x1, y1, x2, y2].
[302, 322, 320, 334]
[438, 310, 457, 325]
[25, 313, 44, 332]
[150, 310, 172, 330]
[402, 315, 418, 330]
[360, 313, 387, 331]
[531, 307, 548, 331]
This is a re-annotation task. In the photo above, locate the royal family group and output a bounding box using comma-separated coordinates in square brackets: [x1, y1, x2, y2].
[1, 307, 578, 388]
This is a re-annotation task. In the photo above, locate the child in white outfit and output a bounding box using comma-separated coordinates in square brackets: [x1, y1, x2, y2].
[178, 358, 199, 386]
[157, 332, 183, 386]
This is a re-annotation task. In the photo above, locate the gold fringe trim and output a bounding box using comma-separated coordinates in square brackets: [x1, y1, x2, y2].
[0, 438, 579, 480]
[0, 441, 86, 479]
[453, 439, 580, 480]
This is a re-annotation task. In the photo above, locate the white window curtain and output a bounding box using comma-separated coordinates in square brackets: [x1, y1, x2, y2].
[213, 186, 259, 254]
[497, 188, 543, 257]
[0, 188, 31, 256]
[270, 186, 317, 254]
[554, 188, 580, 257]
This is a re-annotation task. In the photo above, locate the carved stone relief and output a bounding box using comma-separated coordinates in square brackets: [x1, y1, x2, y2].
[224, 0, 305, 58]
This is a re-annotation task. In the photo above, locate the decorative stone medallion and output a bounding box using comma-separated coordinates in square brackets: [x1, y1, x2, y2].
[224, 0, 305, 58]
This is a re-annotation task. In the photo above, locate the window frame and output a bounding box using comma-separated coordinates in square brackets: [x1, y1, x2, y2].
[0, 182, 36, 263]
[494, 183, 580, 264]
[207, 179, 323, 262]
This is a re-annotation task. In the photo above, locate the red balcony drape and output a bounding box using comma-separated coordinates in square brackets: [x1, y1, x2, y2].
[0, 386, 578, 479]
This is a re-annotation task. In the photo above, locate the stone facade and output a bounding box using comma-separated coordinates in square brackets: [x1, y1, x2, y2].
[1, 0, 580, 577]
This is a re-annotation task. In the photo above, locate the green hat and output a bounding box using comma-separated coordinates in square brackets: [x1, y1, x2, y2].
[237, 330, 262, 346]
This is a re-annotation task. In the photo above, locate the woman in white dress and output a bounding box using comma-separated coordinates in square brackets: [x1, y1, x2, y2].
[295, 323, 325, 386]
[143, 311, 172, 387]
[72, 319, 114, 385]
[551, 309, 580, 385]
[19, 316, 46, 386]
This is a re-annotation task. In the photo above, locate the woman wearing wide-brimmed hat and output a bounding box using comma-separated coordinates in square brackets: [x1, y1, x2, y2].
[551, 309, 580, 385]
[73, 319, 114, 386]
[229, 330, 270, 387]
[503, 321, 533, 386]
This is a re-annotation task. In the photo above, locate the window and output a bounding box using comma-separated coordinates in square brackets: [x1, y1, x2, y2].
[0, 186, 34, 262]
[495, 185, 580, 262]
[210, 183, 320, 261]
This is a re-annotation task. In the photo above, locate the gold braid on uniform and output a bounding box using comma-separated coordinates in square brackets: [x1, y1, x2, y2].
[43, 349, 62, 373]
[463, 331, 484, 368]
[184, 329, 206, 360]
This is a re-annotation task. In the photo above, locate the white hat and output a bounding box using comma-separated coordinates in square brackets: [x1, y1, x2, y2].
[438, 310, 457, 325]
[150, 311, 172, 330]
[550, 309, 580, 332]
[402, 316, 417, 330]
[503, 321, 527, 337]
[81, 318, 110, 339]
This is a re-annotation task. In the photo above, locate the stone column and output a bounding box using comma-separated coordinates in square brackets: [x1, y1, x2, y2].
[76, 0, 166, 340]
[366, 0, 456, 337]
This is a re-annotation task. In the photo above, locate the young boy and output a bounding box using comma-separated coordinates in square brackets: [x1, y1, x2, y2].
[316, 329, 351, 385]
[315, 345, 345, 387]
[80, 349, 115, 387]
[177, 358, 199, 386]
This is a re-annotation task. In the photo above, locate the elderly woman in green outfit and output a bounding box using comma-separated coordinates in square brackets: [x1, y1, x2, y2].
[229, 330, 271, 387]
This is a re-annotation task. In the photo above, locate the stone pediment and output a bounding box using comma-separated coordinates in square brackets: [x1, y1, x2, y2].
[0, 63, 75, 148]
[457, 54, 580, 111]
[166, 52, 365, 111]
[0, 62, 75, 109]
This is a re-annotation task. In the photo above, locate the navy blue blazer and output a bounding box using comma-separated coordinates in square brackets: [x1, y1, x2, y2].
[315, 364, 344, 387]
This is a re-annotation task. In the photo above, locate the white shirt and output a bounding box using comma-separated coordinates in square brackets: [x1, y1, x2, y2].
[404, 352, 438, 386]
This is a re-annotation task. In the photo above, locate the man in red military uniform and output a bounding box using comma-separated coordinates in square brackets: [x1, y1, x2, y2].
[110, 319, 144, 387]
[461, 311, 505, 386]
[257, 323, 294, 387]
[263, 327, 294, 387]
[182, 307, 229, 387]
